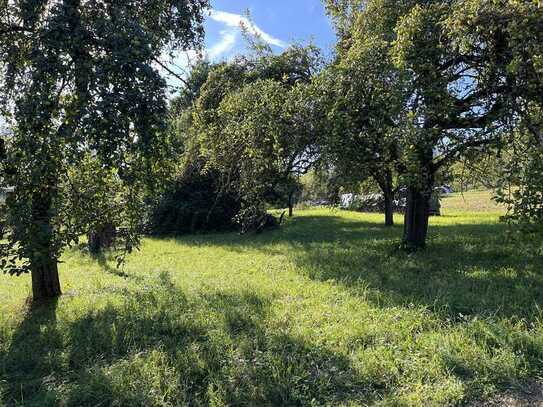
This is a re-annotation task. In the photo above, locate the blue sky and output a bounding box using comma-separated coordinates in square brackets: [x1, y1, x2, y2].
[162, 1, 336, 88]
[204, 0, 336, 60]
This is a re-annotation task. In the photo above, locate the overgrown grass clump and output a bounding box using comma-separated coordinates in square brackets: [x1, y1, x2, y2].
[1, 192, 542, 406]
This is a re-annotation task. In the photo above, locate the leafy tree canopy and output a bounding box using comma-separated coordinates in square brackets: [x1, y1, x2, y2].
[0, 0, 209, 300]
[322, 0, 542, 247]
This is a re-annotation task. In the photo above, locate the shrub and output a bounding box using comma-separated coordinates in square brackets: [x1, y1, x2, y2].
[149, 164, 241, 236]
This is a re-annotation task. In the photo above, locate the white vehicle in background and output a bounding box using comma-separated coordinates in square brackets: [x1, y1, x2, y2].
[438, 184, 454, 194]
[0, 186, 14, 204]
[340, 193, 355, 209]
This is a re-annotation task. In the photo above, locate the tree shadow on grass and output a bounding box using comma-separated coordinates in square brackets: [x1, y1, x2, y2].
[171, 214, 543, 322]
[89, 251, 145, 283]
[293, 219, 542, 320]
[1, 299, 62, 406]
[1, 273, 374, 406]
[3, 215, 542, 405]
[158, 214, 543, 402]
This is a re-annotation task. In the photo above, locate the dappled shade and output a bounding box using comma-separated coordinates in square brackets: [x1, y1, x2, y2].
[1, 206, 542, 405]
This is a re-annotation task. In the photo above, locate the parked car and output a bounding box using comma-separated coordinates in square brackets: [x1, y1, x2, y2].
[342, 192, 407, 213]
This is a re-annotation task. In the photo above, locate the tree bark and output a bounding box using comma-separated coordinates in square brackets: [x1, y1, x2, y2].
[376, 170, 395, 227]
[288, 191, 294, 217]
[401, 141, 435, 249]
[384, 190, 394, 227]
[31, 259, 61, 302]
[402, 187, 430, 249]
[30, 189, 61, 301]
[383, 170, 394, 227]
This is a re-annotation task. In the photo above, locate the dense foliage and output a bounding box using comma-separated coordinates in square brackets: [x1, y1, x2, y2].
[496, 124, 543, 229]
[0, 0, 208, 300]
[155, 45, 323, 234]
[322, 0, 543, 248]
[203, 78, 322, 230]
[150, 162, 241, 235]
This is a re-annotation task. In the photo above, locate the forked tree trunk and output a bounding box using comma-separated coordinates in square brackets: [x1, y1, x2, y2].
[402, 187, 431, 249]
[30, 190, 61, 301]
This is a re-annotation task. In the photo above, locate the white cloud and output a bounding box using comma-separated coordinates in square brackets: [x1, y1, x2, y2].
[158, 9, 288, 91]
[207, 30, 238, 60]
[208, 10, 288, 49]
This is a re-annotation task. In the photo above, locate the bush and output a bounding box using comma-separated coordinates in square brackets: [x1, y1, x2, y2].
[149, 165, 241, 236]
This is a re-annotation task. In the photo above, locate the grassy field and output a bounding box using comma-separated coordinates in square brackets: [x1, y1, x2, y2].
[1, 191, 542, 406]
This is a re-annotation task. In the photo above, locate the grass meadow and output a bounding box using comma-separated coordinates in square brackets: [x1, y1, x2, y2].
[1, 191, 542, 406]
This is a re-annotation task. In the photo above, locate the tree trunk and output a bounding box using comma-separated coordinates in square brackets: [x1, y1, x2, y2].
[401, 141, 436, 249]
[384, 170, 395, 227]
[402, 187, 430, 249]
[376, 170, 395, 227]
[30, 190, 61, 301]
[31, 259, 61, 302]
[384, 190, 394, 227]
[88, 223, 116, 255]
[288, 191, 294, 217]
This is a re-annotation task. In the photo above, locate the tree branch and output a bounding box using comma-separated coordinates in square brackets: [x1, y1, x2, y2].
[433, 136, 496, 169]
[152, 57, 190, 88]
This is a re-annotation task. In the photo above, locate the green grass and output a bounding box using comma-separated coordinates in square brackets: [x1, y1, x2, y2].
[440, 190, 504, 214]
[1, 191, 542, 406]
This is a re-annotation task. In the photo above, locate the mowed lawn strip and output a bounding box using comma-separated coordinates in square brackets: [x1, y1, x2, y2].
[1, 191, 542, 406]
